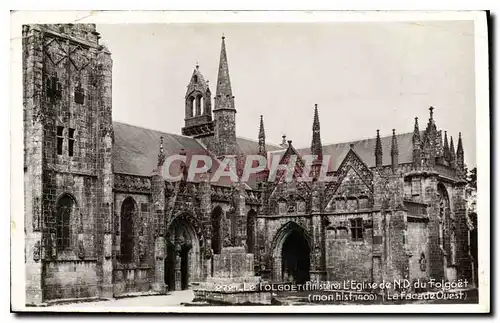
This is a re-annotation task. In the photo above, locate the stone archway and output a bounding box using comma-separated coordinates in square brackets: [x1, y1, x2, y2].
[165, 213, 201, 291]
[271, 222, 311, 283]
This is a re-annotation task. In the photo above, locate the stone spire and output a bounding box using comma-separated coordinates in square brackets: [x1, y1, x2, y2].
[215, 34, 234, 111]
[457, 132, 465, 170]
[158, 136, 165, 167]
[443, 131, 450, 162]
[310, 104, 323, 161]
[449, 136, 457, 169]
[391, 129, 399, 171]
[412, 117, 422, 168]
[375, 129, 383, 167]
[258, 115, 266, 156]
[213, 35, 237, 156]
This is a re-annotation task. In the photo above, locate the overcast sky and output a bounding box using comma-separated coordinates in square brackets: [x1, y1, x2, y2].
[97, 21, 476, 167]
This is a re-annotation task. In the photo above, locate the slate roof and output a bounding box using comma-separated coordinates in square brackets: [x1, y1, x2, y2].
[113, 121, 206, 177]
[113, 122, 279, 188]
[236, 137, 281, 156]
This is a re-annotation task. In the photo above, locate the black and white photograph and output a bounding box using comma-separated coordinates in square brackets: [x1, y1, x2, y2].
[10, 10, 490, 313]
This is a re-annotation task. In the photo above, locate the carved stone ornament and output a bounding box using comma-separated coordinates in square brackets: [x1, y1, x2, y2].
[33, 241, 41, 262]
[114, 174, 152, 193]
[419, 253, 427, 272]
[139, 235, 147, 260]
[77, 239, 85, 259]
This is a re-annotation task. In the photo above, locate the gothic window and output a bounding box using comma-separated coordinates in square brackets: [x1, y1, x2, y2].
[211, 206, 223, 254]
[74, 82, 85, 104]
[55, 194, 75, 250]
[189, 96, 195, 118]
[120, 197, 136, 263]
[193, 75, 198, 84]
[196, 95, 203, 116]
[56, 126, 64, 155]
[246, 209, 256, 253]
[46, 75, 62, 100]
[350, 217, 363, 241]
[68, 128, 75, 157]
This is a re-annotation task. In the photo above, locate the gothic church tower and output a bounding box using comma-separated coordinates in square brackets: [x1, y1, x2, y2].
[23, 24, 114, 304]
[213, 35, 237, 157]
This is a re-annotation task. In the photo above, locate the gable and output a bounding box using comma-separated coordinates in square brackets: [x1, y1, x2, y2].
[328, 149, 373, 196]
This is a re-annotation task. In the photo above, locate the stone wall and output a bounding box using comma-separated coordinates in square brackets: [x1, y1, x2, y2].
[43, 261, 98, 300]
[407, 221, 429, 282]
[113, 192, 154, 296]
[324, 213, 373, 283]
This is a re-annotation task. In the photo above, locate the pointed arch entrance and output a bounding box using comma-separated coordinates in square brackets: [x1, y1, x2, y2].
[165, 213, 201, 291]
[272, 222, 311, 283]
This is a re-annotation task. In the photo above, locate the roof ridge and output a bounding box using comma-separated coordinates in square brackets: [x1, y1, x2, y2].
[113, 120, 195, 140]
[236, 135, 280, 149]
[295, 131, 415, 151]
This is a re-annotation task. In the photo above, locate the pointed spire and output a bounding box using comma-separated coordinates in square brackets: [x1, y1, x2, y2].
[413, 117, 421, 144]
[449, 136, 456, 168]
[310, 104, 323, 161]
[457, 132, 464, 170]
[158, 136, 165, 167]
[391, 129, 399, 171]
[215, 34, 234, 110]
[258, 115, 266, 156]
[443, 131, 450, 162]
[375, 129, 383, 167]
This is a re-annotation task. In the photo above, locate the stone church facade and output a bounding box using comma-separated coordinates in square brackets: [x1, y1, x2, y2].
[23, 24, 475, 305]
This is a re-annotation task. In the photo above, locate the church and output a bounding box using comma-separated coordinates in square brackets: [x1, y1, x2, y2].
[23, 24, 475, 305]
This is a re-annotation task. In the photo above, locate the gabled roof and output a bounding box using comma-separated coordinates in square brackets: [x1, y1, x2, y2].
[113, 121, 206, 177]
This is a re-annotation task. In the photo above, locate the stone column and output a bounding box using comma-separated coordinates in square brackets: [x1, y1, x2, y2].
[175, 244, 182, 290]
[23, 25, 45, 306]
[310, 181, 326, 282]
[151, 173, 166, 293]
[198, 175, 211, 279]
[97, 46, 114, 299]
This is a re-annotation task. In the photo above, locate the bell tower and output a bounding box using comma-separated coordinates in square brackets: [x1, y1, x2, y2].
[181, 64, 215, 147]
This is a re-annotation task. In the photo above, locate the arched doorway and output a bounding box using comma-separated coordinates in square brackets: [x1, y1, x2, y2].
[272, 222, 311, 284]
[165, 214, 200, 291]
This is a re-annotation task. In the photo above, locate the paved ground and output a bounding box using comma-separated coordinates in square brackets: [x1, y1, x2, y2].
[50, 290, 195, 309]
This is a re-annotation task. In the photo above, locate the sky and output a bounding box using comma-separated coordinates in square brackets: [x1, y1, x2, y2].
[97, 21, 476, 167]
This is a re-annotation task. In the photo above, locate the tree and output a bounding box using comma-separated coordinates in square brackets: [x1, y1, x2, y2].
[467, 167, 477, 190]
